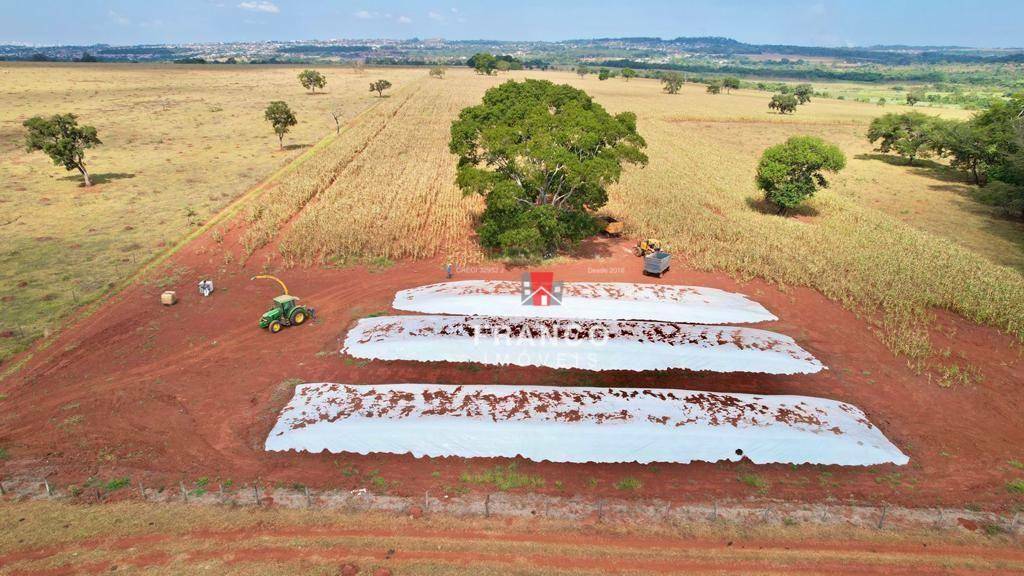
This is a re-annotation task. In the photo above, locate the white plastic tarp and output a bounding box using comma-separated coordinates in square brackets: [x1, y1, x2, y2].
[266, 383, 907, 466]
[342, 315, 824, 374]
[393, 281, 777, 324]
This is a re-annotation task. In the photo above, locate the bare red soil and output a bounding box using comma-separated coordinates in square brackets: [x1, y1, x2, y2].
[4, 521, 1024, 575]
[1, 217, 1022, 511]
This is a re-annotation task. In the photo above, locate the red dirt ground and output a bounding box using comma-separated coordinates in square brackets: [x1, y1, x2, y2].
[5, 522, 1024, 575]
[0, 214, 1022, 511]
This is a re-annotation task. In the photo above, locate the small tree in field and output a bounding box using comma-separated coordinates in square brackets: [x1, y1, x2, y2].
[429, 66, 445, 79]
[661, 72, 684, 94]
[264, 101, 297, 149]
[369, 79, 392, 97]
[769, 93, 798, 114]
[298, 69, 326, 93]
[621, 68, 637, 81]
[706, 80, 722, 94]
[794, 83, 814, 104]
[23, 113, 101, 186]
[722, 76, 740, 93]
[756, 136, 846, 213]
[576, 65, 590, 78]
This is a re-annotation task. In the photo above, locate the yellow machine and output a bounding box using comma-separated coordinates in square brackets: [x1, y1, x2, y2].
[633, 238, 662, 257]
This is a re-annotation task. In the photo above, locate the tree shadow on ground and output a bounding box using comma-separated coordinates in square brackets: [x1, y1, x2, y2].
[60, 172, 136, 185]
[283, 143, 312, 151]
[855, 153, 969, 184]
[744, 196, 820, 218]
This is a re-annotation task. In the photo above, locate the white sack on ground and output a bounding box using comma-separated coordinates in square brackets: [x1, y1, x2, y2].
[266, 383, 907, 466]
[342, 315, 824, 374]
[393, 281, 777, 324]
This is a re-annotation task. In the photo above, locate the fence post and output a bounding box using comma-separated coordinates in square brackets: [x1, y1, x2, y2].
[424, 490, 429, 514]
[0, 479, 6, 496]
[254, 484, 261, 506]
[877, 505, 887, 529]
[484, 493, 491, 518]
[138, 479, 145, 500]
[304, 485, 312, 508]
[597, 498, 604, 523]
[44, 478, 52, 497]
[180, 481, 188, 503]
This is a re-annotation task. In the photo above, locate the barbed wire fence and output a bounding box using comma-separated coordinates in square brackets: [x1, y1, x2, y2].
[0, 474, 1019, 535]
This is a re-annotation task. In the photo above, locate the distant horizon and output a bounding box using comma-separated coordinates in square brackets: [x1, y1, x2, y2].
[2, 1, 1022, 49]
[2, 36, 1021, 52]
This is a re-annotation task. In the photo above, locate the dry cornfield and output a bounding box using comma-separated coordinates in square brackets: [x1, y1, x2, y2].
[243, 69, 499, 265]
[242, 68, 1024, 358]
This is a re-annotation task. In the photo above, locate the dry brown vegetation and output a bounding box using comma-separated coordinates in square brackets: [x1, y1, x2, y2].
[3, 65, 1024, 366]
[2, 501, 1021, 575]
[237, 68, 1024, 362]
[0, 63, 422, 362]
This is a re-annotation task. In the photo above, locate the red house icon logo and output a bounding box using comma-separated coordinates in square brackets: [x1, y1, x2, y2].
[521, 272, 563, 306]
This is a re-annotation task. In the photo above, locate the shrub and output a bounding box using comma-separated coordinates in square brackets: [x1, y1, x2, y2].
[755, 136, 846, 213]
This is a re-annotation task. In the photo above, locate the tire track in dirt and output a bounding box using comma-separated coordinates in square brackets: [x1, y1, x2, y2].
[4, 524, 1022, 575]
[4, 533, 1016, 576]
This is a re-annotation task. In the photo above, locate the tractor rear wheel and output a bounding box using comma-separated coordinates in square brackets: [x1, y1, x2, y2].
[291, 309, 307, 325]
[269, 320, 283, 334]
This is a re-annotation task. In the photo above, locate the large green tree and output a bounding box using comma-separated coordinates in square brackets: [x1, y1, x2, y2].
[621, 68, 637, 81]
[722, 76, 740, 93]
[467, 52, 498, 75]
[769, 93, 798, 114]
[449, 79, 647, 255]
[23, 113, 101, 186]
[794, 83, 814, 104]
[661, 72, 684, 94]
[298, 69, 326, 93]
[755, 136, 846, 213]
[264, 101, 297, 149]
[866, 111, 936, 165]
[931, 118, 994, 184]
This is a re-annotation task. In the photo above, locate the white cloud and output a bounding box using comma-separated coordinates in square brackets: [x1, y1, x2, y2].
[428, 10, 444, 21]
[353, 9, 412, 23]
[108, 10, 131, 26]
[238, 1, 279, 13]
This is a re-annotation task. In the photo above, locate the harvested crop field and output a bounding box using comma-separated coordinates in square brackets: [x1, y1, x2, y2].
[267, 383, 906, 465]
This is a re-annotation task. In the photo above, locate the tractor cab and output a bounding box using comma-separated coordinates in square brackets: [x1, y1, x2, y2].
[258, 295, 312, 333]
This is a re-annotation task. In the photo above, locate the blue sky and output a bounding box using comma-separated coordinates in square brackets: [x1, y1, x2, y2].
[1, 0, 1021, 48]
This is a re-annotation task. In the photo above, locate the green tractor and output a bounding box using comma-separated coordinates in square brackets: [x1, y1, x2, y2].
[252, 275, 315, 334]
